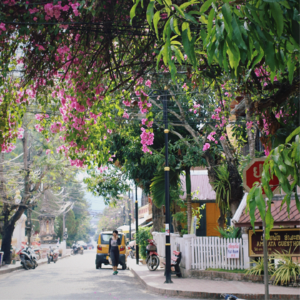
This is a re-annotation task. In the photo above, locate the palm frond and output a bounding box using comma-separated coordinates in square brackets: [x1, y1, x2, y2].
[150, 169, 181, 208]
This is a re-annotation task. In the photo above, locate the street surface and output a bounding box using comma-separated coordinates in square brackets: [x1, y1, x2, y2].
[0, 250, 203, 300]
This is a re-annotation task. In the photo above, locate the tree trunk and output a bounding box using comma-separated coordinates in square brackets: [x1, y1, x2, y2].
[244, 93, 257, 159]
[218, 208, 225, 229]
[204, 151, 243, 218]
[185, 167, 192, 234]
[1, 223, 15, 263]
[151, 203, 164, 233]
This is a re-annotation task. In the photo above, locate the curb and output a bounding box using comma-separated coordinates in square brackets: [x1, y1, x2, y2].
[0, 254, 71, 276]
[129, 268, 300, 300]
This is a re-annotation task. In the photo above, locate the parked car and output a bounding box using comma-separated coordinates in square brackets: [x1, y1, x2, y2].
[95, 231, 126, 270]
[77, 241, 88, 250]
[87, 243, 94, 249]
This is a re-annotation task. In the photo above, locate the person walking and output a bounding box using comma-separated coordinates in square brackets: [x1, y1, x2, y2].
[109, 230, 121, 275]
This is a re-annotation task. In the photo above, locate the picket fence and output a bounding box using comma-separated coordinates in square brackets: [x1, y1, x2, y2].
[191, 236, 245, 270]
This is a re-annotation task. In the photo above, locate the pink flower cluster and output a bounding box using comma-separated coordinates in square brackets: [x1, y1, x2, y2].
[202, 143, 210, 151]
[17, 127, 24, 139]
[1, 142, 16, 153]
[69, 158, 86, 168]
[141, 118, 153, 128]
[98, 165, 108, 173]
[35, 114, 49, 121]
[140, 128, 154, 154]
[46, 149, 51, 155]
[189, 104, 200, 114]
[246, 121, 253, 129]
[34, 124, 45, 132]
[0, 23, 6, 35]
[50, 122, 62, 134]
[44, 2, 74, 21]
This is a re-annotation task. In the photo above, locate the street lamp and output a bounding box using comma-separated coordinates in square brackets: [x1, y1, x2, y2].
[162, 88, 172, 284]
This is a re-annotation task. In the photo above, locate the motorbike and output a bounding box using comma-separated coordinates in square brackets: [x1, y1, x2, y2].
[127, 245, 135, 259]
[20, 245, 38, 270]
[47, 246, 58, 264]
[146, 239, 160, 271]
[72, 242, 84, 255]
[221, 294, 245, 300]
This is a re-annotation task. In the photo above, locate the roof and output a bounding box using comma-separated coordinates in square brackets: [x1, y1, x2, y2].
[180, 172, 216, 200]
[231, 193, 248, 224]
[235, 199, 300, 227]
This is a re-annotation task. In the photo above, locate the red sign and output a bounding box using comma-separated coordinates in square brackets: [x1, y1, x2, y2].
[243, 158, 279, 196]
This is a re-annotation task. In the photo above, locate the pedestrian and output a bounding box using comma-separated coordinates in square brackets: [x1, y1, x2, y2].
[109, 230, 121, 275]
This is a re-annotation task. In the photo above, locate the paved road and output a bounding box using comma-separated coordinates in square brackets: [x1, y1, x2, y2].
[0, 250, 203, 300]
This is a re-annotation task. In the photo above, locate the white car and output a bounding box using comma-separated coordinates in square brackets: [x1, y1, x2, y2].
[77, 241, 87, 250]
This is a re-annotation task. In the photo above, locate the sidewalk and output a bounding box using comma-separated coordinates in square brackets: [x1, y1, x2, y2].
[128, 258, 300, 300]
[0, 251, 71, 275]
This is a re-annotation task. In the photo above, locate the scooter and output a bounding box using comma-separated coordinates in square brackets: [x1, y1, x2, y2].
[72, 242, 83, 255]
[127, 245, 135, 259]
[47, 246, 58, 263]
[20, 245, 38, 270]
[146, 239, 160, 271]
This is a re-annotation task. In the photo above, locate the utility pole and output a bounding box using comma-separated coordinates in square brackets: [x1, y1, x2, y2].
[263, 219, 269, 300]
[63, 212, 66, 240]
[163, 89, 172, 283]
[135, 184, 139, 264]
[128, 190, 131, 241]
[26, 208, 32, 245]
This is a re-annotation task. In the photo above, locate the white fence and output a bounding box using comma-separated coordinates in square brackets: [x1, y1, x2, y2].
[152, 232, 250, 272]
[191, 236, 245, 270]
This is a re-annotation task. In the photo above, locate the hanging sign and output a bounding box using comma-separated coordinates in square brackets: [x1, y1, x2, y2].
[227, 243, 240, 258]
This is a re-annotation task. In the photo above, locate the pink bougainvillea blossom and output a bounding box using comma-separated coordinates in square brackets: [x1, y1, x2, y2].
[203, 143, 210, 151]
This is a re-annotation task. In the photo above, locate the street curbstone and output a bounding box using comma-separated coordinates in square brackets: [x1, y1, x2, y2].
[0, 254, 71, 276]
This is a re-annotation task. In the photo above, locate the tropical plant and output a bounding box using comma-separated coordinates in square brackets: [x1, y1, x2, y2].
[216, 225, 241, 239]
[272, 250, 300, 286]
[150, 169, 181, 208]
[211, 164, 231, 227]
[246, 258, 275, 276]
[135, 227, 152, 260]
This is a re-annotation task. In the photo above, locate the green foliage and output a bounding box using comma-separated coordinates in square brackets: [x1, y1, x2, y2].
[136, 0, 300, 83]
[246, 258, 275, 276]
[207, 268, 247, 274]
[247, 127, 300, 239]
[216, 225, 240, 239]
[272, 250, 300, 286]
[135, 227, 152, 259]
[212, 164, 231, 214]
[150, 168, 181, 208]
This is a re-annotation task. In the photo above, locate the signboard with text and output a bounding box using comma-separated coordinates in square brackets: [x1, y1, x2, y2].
[243, 157, 279, 197]
[249, 229, 300, 257]
[227, 243, 240, 258]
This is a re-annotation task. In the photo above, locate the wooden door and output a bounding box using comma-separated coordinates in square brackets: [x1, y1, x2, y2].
[206, 203, 220, 236]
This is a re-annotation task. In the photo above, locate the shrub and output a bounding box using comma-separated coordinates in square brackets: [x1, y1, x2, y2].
[272, 250, 300, 286]
[246, 258, 274, 276]
[135, 227, 152, 260]
[216, 225, 241, 239]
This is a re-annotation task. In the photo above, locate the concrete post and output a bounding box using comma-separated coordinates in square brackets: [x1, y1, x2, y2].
[170, 233, 180, 252]
[183, 234, 195, 271]
[242, 233, 250, 269]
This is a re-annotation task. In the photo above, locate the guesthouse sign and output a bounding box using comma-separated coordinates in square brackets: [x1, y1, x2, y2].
[249, 228, 300, 257]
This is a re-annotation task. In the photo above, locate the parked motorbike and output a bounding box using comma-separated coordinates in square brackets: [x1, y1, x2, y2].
[20, 245, 38, 270]
[72, 242, 84, 255]
[146, 239, 160, 271]
[129, 246, 135, 259]
[221, 294, 245, 300]
[47, 246, 58, 264]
